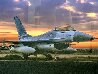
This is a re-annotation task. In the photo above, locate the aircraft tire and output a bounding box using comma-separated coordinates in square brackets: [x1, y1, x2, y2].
[23, 54, 28, 60]
[46, 53, 53, 60]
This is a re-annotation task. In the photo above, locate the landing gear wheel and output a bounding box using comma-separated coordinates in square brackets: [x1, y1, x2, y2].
[23, 54, 28, 60]
[34, 53, 38, 61]
[45, 53, 53, 60]
[54, 57, 60, 61]
[89, 49, 92, 53]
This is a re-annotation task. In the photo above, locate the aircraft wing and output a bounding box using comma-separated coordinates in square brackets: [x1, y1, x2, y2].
[2, 40, 69, 44]
[1, 40, 74, 48]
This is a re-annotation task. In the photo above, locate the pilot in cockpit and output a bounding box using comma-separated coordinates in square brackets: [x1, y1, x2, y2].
[54, 24, 76, 31]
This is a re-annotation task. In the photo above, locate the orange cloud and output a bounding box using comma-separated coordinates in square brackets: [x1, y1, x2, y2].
[72, 42, 98, 48]
[0, 21, 51, 40]
[0, 34, 18, 40]
[0, 21, 51, 36]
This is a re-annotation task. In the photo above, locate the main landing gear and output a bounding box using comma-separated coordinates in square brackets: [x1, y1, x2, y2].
[23, 54, 29, 60]
[44, 53, 53, 60]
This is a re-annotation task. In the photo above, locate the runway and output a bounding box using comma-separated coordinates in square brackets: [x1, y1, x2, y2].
[0, 50, 98, 62]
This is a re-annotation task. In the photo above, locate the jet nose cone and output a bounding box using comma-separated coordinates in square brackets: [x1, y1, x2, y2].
[85, 34, 95, 41]
[73, 31, 94, 42]
[90, 37, 95, 41]
[90, 37, 94, 41]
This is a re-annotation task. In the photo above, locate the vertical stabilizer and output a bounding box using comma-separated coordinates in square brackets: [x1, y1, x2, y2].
[14, 16, 31, 40]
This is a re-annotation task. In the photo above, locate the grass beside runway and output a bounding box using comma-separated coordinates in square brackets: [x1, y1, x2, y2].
[0, 60, 98, 74]
[0, 50, 98, 74]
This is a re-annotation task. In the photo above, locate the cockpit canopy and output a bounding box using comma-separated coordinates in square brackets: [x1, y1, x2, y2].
[54, 25, 76, 31]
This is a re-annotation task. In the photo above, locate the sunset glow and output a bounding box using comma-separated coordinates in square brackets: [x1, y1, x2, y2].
[0, 0, 98, 48]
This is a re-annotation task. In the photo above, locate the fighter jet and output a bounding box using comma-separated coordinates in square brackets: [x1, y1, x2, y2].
[8, 16, 94, 59]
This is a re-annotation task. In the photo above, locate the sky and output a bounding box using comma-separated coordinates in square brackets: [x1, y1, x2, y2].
[0, 0, 98, 48]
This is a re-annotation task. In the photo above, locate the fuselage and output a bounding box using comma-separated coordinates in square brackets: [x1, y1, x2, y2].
[19, 30, 94, 43]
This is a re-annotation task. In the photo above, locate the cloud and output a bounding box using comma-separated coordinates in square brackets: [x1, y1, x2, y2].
[0, 0, 98, 31]
[60, 5, 76, 13]
[86, 13, 97, 18]
[73, 21, 98, 31]
[28, 0, 66, 26]
[14, 0, 20, 3]
[29, 0, 97, 27]
[0, 0, 97, 26]
[0, 0, 29, 22]
[0, 20, 51, 37]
